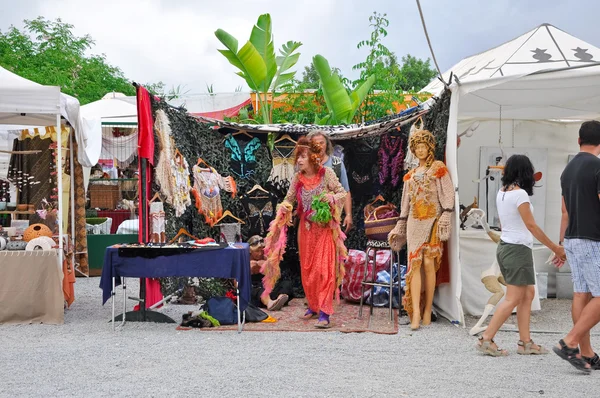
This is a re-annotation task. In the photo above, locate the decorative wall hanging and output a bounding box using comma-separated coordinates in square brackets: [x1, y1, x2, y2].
[267, 134, 296, 192]
[170, 149, 192, 217]
[378, 134, 404, 188]
[154, 109, 175, 202]
[224, 132, 261, 179]
[240, 184, 278, 237]
[149, 194, 166, 243]
[190, 159, 237, 227]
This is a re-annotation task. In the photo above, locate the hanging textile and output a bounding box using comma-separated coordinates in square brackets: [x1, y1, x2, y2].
[154, 110, 175, 202]
[149, 201, 166, 243]
[170, 154, 192, 217]
[190, 166, 237, 227]
[217, 222, 241, 243]
[267, 139, 295, 192]
[224, 134, 261, 179]
[137, 85, 154, 244]
[378, 134, 405, 188]
[67, 132, 89, 274]
[8, 137, 53, 226]
[137, 86, 155, 166]
[100, 129, 138, 167]
[0, 179, 10, 202]
[345, 141, 378, 199]
[240, 192, 278, 237]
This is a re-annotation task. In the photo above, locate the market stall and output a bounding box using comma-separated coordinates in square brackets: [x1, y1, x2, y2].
[0, 65, 101, 323]
[421, 23, 600, 323]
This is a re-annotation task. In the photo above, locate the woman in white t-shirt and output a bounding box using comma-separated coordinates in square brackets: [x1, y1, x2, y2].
[477, 155, 566, 356]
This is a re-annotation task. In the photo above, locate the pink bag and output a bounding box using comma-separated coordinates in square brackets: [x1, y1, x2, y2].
[342, 249, 392, 302]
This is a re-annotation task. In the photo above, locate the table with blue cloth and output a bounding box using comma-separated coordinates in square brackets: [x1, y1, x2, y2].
[99, 243, 251, 332]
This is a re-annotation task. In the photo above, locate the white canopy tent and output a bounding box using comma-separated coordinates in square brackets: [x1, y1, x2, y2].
[421, 24, 600, 324]
[0, 65, 101, 274]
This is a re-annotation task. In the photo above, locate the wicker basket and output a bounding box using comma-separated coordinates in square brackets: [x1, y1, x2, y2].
[89, 184, 120, 209]
[364, 202, 400, 242]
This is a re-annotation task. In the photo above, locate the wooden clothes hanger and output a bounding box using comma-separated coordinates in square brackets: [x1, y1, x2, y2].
[168, 228, 200, 244]
[214, 210, 245, 225]
[148, 192, 163, 203]
[196, 157, 212, 169]
[274, 133, 296, 147]
[246, 184, 269, 195]
[232, 130, 254, 139]
[174, 148, 184, 160]
[369, 194, 387, 206]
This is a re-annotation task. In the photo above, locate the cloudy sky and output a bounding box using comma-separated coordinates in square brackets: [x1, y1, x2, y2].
[1, 0, 599, 94]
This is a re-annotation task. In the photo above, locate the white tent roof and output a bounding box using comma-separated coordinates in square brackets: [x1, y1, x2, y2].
[80, 92, 138, 126]
[423, 23, 600, 96]
[0, 65, 102, 167]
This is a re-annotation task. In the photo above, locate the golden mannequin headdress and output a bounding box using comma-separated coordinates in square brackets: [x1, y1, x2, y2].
[409, 123, 436, 167]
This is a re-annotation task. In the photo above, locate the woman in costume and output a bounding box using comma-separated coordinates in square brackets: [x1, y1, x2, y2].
[476, 155, 565, 356]
[262, 136, 347, 328]
[388, 127, 454, 330]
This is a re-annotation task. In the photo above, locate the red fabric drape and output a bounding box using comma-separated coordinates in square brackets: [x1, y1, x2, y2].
[135, 85, 163, 309]
[137, 86, 155, 166]
[136, 85, 154, 244]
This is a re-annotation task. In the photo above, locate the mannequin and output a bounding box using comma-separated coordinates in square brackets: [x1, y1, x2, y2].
[465, 209, 507, 335]
[388, 127, 455, 330]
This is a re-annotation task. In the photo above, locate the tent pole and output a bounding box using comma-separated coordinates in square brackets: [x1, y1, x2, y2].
[56, 113, 64, 265]
[446, 87, 463, 326]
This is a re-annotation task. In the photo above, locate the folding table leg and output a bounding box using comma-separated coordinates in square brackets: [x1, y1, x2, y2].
[112, 277, 116, 331]
[120, 277, 127, 327]
[236, 287, 242, 333]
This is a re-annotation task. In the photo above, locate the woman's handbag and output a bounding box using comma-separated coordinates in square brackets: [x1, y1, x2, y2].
[364, 195, 400, 241]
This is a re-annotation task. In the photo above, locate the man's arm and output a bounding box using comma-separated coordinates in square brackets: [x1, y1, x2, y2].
[559, 196, 568, 244]
[339, 161, 353, 232]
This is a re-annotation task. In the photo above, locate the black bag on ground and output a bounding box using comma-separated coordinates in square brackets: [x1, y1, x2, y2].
[244, 303, 268, 322]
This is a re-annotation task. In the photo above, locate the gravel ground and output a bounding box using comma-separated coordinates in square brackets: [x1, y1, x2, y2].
[1, 277, 599, 398]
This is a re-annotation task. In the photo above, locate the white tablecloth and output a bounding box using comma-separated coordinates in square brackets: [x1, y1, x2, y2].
[460, 229, 543, 316]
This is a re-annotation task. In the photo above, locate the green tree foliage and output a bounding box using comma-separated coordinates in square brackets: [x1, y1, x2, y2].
[397, 54, 438, 92]
[215, 13, 302, 123]
[0, 17, 136, 104]
[351, 12, 438, 120]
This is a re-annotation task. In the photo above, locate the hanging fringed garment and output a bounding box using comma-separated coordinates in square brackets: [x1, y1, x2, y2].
[190, 166, 237, 227]
[154, 110, 175, 202]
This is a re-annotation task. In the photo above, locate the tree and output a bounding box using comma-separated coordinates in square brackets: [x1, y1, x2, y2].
[397, 54, 437, 92]
[215, 13, 302, 123]
[313, 54, 375, 125]
[0, 17, 136, 104]
[301, 63, 319, 89]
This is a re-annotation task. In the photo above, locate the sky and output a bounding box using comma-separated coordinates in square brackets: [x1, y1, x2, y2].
[1, 0, 599, 94]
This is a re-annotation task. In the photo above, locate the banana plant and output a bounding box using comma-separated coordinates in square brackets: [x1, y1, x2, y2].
[313, 54, 376, 125]
[215, 14, 302, 123]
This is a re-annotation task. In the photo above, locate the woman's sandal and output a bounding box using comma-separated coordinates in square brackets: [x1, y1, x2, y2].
[583, 353, 600, 370]
[315, 319, 331, 329]
[476, 337, 508, 357]
[300, 309, 317, 320]
[517, 340, 549, 355]
[552, 339, 592, 373]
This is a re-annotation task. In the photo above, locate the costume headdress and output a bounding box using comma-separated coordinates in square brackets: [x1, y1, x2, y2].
[408, 126, 436, 167]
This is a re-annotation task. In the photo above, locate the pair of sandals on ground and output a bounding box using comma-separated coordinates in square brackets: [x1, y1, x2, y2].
[477, 337, 600, 373]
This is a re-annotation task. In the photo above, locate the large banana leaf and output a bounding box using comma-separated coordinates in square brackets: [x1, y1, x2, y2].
[249, 14, 276, 93]
[350, 74, 376, 115]
[272, 41, 302, 90]
[313, 54, 352, 124]
[215, 29, 266, 91]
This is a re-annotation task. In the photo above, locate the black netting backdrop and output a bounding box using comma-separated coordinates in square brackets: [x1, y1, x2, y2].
[150, 89, 451, 299]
